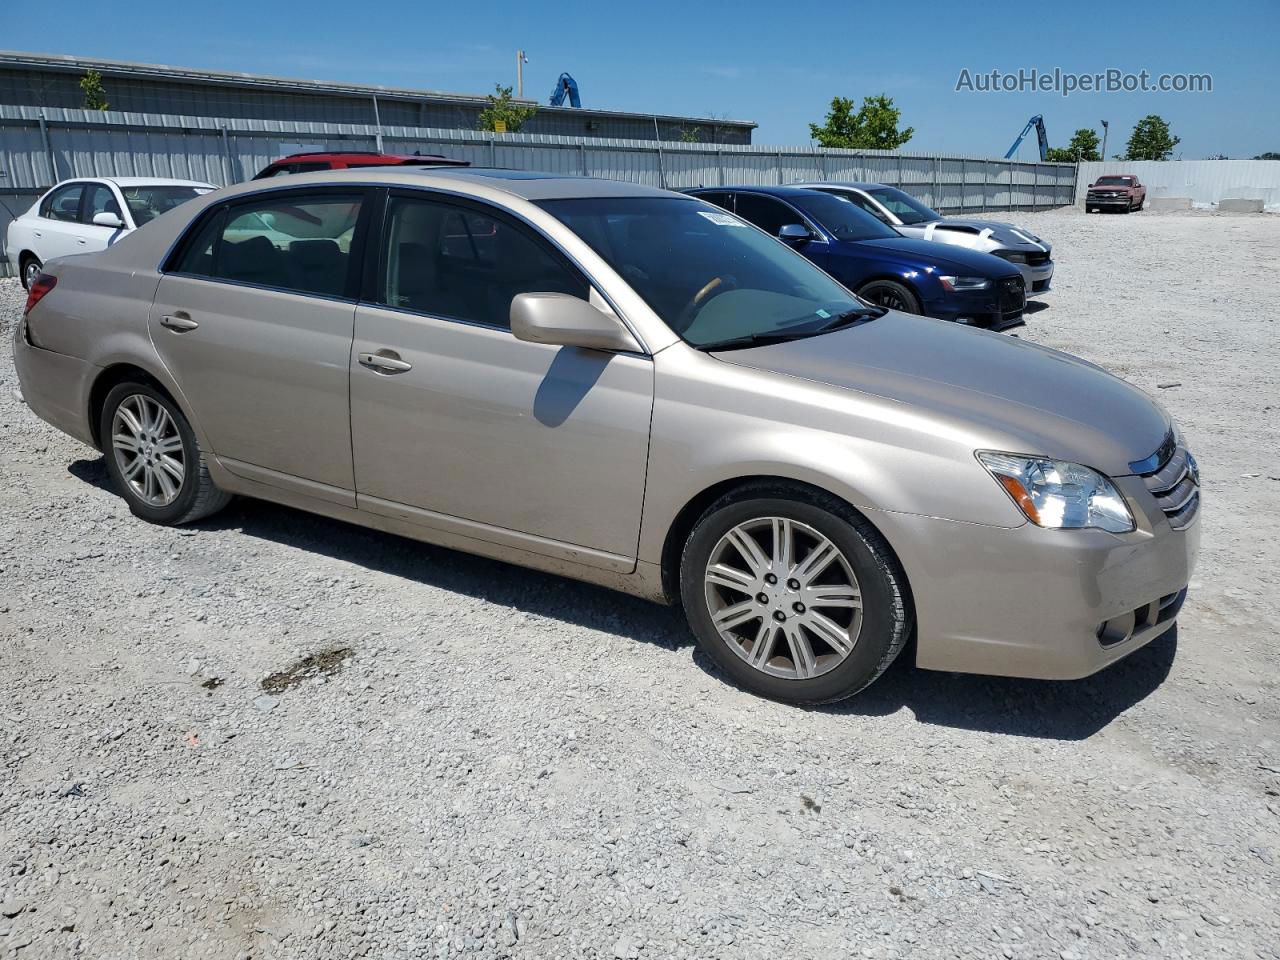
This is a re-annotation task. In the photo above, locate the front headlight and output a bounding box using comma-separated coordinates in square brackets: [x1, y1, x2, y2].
[977, 452, 1135, 533]
[999, 252, 1028, 264]
[938, 275, 991, 292]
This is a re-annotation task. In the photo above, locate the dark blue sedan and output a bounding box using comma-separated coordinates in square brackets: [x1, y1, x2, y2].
[688, 186, 1027, 330]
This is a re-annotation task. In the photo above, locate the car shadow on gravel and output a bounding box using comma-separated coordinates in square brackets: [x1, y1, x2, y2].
[70, 455, 1176, 739]
[815, 627, 1178, 740]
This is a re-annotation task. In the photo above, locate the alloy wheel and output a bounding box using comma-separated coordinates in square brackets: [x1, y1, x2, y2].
[703, 517, 863, 680]
[111, 394, 186, 507]
[23, 260, 41, 289]
[863, 286, 910, 312]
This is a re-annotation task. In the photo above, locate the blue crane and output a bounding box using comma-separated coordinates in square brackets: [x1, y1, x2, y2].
[1004, 114, 1049, 161]
[549, 73, 581, 108]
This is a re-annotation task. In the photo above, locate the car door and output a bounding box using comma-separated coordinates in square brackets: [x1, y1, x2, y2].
[79, 182, 128, 252]
[149, 187, 371, 503]
[350, 190, 654, 570]
[33, 182, 88, 262]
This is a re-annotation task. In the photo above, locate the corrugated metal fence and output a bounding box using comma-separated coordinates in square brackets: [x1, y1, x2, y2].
[1, 105, 1077, 275]
[1076, 159, 1280, 210]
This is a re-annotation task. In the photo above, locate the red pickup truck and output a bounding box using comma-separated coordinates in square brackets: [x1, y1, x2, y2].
[1085, 174, 1147, 213]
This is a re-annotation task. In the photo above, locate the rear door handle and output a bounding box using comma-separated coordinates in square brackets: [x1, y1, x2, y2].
[358, 351, 412, 374]
[160, 314, 199, 332]
[77, 238, 87, 245]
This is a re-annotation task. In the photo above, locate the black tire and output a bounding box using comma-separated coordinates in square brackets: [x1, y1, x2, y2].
[856, 279, 921, 315]
[679, 483, 913, 704]
[99, 381, 231, 525]
[1135, 197, 1144, 211]
[20, 254, 42, 291]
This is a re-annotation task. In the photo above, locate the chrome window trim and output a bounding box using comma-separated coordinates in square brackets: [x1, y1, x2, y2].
[156, 179, 651, 356]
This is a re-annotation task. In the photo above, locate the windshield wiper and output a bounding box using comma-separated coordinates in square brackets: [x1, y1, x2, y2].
[695, 307, 884, 352]
[816, 306, 886, 330]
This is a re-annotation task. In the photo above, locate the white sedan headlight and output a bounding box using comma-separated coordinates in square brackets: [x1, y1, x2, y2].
[977, 452, 1135, 533]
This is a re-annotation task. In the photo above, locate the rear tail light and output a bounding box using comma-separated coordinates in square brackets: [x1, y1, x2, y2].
[23, 274, 56, 316]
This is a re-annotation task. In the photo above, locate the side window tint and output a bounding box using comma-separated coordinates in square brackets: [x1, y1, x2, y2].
[852, 194, 893, 223]
[733, 194, 797, 236]
[380, 196, 588, 330]
[696, 192, 732, 211]
[83, 184, 123, 224]
[190, 193, 364, 296]
[174, 209, 224, 277]
[43, 184, 85, 222]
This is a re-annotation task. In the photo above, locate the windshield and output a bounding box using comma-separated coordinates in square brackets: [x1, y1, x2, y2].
[865, 186, 939, 225]
[537, 196, 863, 348]
[789, 192, 900, 241]
[1095, 176, 1133, 186]
[120, 185, 208, 225]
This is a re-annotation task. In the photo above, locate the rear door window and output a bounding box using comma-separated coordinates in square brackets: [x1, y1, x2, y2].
[733, 194, 801, 237]
[378, 194, 588, 329]
[173, 191, 366, 298]
[41, 183, 85, 222]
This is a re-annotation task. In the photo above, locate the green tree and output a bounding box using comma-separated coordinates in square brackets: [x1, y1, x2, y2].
[477, 84, 537, 134]
[1253, 151, 1280, 160]
[79, 69, 109, 111]
[678, 126, 702, 143]
[809, 94, 913, 150]
[1045, 127, 1101, 162]
[1124, 115, 1180, 161]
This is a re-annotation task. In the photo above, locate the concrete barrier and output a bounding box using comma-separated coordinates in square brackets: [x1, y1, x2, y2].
[1149, 197, 1193, 211]
[1219, 198, 1265, 213]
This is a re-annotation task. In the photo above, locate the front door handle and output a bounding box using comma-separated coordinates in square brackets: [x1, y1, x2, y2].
[160, 314, 199, 332]
[358, 351, 412, 374]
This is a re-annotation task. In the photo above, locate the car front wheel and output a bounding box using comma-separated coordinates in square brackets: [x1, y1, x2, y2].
[99, 381, 231, 525]
[679, 485, 912, 704]
[856, 279, 921, 315]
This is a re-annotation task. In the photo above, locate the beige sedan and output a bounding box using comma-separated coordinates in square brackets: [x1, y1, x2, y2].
[12, 169, 1199, 703]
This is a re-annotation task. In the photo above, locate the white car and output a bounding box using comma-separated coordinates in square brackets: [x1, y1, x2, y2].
[792, 182, 1055, 295]
[7, 177, 215, 289]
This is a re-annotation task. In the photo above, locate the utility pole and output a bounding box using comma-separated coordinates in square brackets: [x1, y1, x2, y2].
[516, 50, 528, 98]
[1100, 120, 1109, 161]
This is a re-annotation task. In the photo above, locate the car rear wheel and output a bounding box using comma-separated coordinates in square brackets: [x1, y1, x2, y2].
[679, 484, 912, 704]
[99, 382, 231, 525]
[20, 255, 42, 291]
[857, 279, 921, 315]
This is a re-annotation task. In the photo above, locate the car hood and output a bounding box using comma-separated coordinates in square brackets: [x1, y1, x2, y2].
[855, 236, 1019, 277]
[931, 218, 1049, 250]
[712, 313, 1169, 477]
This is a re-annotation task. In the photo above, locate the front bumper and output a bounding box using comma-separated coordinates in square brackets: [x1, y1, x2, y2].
[870, 476, 1199, 680]
[926, 278, 1026, 331]
[1087, 195, 1135, 208]
[1016, 259, 1054, 295]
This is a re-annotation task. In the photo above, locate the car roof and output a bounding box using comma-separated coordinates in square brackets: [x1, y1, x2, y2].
[53, 176, 216, 189]
[236, 167, 681, 201]
[690, 184, 833, 200]
[791, 182, 896, 192]
[275, 152, 461, 164]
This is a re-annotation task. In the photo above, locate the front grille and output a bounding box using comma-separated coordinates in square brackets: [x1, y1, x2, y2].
[1025, 251, 1050, 266]
[1140, 443, 1200, 530]
[998, 276, 1026, 317]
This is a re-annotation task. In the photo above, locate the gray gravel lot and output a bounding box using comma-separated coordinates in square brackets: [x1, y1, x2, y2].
[1, 207, 1278, 960]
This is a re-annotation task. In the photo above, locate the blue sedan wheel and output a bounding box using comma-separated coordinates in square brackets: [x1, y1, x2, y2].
[857, 280, 921, 315]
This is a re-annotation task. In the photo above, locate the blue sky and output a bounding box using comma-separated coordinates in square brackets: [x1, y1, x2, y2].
[10, 0, 1278, 159]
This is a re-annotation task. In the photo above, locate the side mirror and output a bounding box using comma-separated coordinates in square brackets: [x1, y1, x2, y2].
[92, 211, 125, 228]
[778, 223, 811, 245]
[510, 293, 642, 353]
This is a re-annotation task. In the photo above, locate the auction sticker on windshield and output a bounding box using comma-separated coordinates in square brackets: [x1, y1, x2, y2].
[698, 211, 746, 226]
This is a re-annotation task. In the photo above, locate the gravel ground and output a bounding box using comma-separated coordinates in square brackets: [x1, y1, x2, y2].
[1, 208, 1278, 960]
